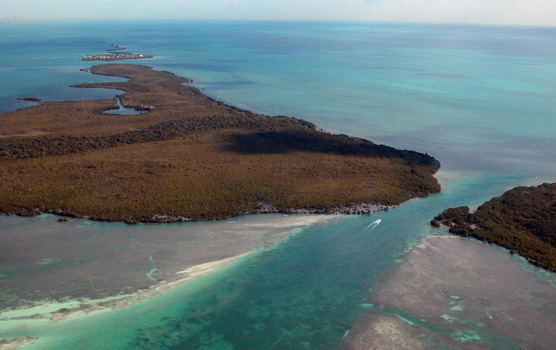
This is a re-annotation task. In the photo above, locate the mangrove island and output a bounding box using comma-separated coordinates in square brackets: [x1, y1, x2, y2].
[432, 182, 556, 271]
[0, 64, 440, 223]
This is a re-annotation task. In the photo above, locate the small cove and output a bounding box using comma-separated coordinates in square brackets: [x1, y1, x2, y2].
[103, 96, 148, 115]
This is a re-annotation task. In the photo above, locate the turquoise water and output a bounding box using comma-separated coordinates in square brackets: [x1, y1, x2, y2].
[1, 21, 555, 349]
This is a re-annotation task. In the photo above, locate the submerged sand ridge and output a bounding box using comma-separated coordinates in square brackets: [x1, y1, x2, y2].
[342, 236, 556, 349]
[0, 214, 335, 311]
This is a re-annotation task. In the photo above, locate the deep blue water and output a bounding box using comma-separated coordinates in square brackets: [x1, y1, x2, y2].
[0, 20, 555, 349]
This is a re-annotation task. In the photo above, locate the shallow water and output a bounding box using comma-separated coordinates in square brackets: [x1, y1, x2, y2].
[0, 214, 335, 310]
[0, 21, 555, 349]
[342, 235, 556, 350]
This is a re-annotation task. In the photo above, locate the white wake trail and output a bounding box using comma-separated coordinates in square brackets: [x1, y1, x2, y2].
[364, 219, 382, 232]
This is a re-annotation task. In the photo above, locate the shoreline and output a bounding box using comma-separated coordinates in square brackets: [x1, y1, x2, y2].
[0, 201, 392, 224]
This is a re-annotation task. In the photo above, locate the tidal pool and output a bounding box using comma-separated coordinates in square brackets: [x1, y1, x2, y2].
[103, 96, 148, 115]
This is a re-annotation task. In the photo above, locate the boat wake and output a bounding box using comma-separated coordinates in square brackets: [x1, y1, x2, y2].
[363, 219, 382, 233]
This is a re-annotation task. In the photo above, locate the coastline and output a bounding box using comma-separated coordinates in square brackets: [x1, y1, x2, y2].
[0, 201, 392, 224]
[0, 22, 554, 350]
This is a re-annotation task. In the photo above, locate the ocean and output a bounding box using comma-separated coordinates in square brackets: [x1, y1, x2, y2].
[0, 20, 555, 349]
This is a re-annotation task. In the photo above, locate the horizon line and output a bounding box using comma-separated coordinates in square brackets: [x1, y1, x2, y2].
[2, 18, 555, 29]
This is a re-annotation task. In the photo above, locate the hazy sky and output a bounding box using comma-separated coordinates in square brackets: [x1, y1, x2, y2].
[2, 0, 555, 26]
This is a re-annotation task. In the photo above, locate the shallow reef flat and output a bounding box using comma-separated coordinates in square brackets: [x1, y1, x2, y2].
[342, 236, 556, 350]
[0, 64, 440, 223]
[0, 214, 334, 310]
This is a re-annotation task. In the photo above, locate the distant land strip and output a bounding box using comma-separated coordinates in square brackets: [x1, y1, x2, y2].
[82, 54, 153, 61]
[83, 42, 152, 61]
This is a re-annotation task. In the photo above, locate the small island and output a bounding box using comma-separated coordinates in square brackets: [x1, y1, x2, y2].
[82, 42, 153, 61]
[432, 182, 556, 271]
[0, 64, 440, 223]
[82, 54, 153, 61]
[17, 97, 42, 102]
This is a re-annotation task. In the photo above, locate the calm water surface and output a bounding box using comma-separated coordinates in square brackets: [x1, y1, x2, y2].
[0, 21, 555, 349]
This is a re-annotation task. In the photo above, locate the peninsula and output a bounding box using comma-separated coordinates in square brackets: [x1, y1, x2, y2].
[432, 182, 556, 271]
[0, 64, 440, 222]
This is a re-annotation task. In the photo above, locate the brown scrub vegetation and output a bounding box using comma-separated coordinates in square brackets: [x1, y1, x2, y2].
[432, 182, 556, 271]
[0, 64, 440, 222]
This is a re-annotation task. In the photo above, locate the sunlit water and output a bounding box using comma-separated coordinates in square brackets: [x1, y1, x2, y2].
[0, 21, 555, 349]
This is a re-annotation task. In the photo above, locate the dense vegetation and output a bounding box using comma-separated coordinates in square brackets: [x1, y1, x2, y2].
[0, 64, 440, 222]
[432, 183, 556, 271]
